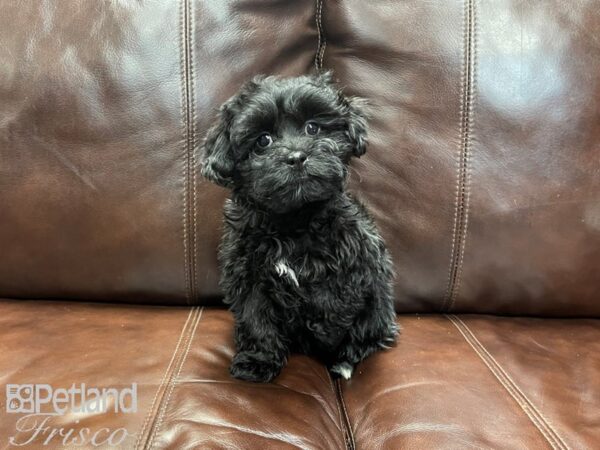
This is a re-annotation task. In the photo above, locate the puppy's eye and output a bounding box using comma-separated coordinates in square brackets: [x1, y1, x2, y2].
[304, 121, 320, 136]
[256, 133, 273, 148]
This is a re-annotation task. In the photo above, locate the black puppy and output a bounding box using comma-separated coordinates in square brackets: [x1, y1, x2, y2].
[201, 72, 398, 382]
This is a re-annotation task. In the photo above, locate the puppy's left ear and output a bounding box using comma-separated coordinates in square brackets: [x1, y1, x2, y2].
[342, 95, 369, 157]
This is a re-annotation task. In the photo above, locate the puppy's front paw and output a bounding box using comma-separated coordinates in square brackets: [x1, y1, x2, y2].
[377, 323, 400, 349]
[230, 351, 283, 383]
[330, 361, 354, 380]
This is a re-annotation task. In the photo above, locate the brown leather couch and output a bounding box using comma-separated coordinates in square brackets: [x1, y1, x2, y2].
[1, 1, 598, 449]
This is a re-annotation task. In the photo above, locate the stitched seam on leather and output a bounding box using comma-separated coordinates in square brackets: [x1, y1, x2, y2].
[456, 317, 571, 450]
[446, 315, 570, 450]
[314, 0, 326, 71]
[332, 377, 355, 450]
[146, 307, 203, 450]
[447, 315, 559, 449]
[188, 0, 199, 303]
[442, 0, 466, 311]
[325, 371, 347, 448]
[179, 0, 195, 305]
[443, 0, 476, 312]
[450, 0, 477, 312]
[139, 307, 200, 449]
[133, 308, 195, 450]
[179, 0, 190, 305]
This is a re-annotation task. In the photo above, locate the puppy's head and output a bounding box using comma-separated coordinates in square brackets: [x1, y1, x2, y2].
[201, 72, 368, 214]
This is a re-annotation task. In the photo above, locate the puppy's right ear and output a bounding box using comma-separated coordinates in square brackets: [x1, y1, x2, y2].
[201, 78, 264, 187]
[201, 103, 235, 188]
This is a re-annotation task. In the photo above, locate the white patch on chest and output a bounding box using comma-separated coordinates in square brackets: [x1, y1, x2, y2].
[275, 260, 299, 287]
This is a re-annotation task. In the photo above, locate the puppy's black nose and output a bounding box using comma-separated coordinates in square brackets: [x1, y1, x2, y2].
[286, 151, 307, 167]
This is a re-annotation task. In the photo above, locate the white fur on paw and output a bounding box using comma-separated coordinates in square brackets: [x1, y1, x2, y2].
[275, 260, 299, 287]
[331, 362, 354, 380]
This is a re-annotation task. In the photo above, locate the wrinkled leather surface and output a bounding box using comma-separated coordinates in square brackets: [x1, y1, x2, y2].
[148, 308, 346, 449]
[456, 0, 600, 316]
[0, 0, 188, 304]
[0, 0, 317, 305]
[0, 300, 193, 449]
[0, 301, 347, 450]
[1, 1, 598, 316]
[324, 0, 600, 316]
[342, 315, 600, 450]
[2, 300, 598, 449]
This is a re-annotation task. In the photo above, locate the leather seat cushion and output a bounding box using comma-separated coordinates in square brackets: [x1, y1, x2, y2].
[1, 300, 598, 449]
[0, 301, 346, 449]
[341, 315, 600, 449]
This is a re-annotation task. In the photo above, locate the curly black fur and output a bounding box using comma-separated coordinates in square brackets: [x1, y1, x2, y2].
[201, 72, 398, 382]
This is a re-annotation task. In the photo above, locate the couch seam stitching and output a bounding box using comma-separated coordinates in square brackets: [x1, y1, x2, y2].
[442, 0, 467, 311]
[447, 315, 558, 449]
[443, 0, 475, 312]
[459, 316, 571, 450]
[450, 0, 476, 312]
[179, 0, 195, 305]
[189, 0, 199, 304]
[146, 307, 203, 450]
[325, 371, 347, 448]
[446, 315, 570, 450]
[179, 0, 191, 305]
[337, 380, 355, 450]
[133, 308, 195, 450]
[314, 0, 326, 71]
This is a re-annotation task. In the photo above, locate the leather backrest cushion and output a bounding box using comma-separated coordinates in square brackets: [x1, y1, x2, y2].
[324, 0, 600, 316]
[0, 0, 316, 304]
[1, 0, 598, 316]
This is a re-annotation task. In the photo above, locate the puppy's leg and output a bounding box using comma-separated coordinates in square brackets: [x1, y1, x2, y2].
[331, 283, 398, 380]
[229, 294, 289, 383]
